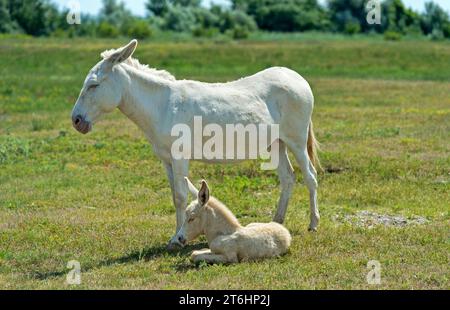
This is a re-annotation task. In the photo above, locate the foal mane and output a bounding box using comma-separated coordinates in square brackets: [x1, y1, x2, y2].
[101, 49, 176, 81]
[207, 196, 241, 228]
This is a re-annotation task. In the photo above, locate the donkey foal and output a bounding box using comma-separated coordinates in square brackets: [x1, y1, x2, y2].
[175, 178, 292, 264]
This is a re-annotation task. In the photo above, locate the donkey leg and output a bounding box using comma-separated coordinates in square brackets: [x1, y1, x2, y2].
[168, 159, 189, 248]
[163, 161, 175, 209]
[291, 146, 319, 231]
[273, 140, 296, 224]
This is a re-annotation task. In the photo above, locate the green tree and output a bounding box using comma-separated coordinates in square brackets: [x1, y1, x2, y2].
[100, 0, 146, 37]
[99, 0, 132, 24]
[7, 0, 58, 36]
[0, 0, 16, 33]
[162, 5, 196, 32]
[146, 0, 169, 16]
[232, 0, 328, 32]
[420, 1, 450, 38]
[127, 19, 153, 39]
[146, 0, 201, 16]
[381, 0, 420, 34]
[192, 7, 220, 29]
[327, 0, 367, 33]
[97, 21, 120, 38]
[172, 0, 201, 7]
[220, 9, 257, 33]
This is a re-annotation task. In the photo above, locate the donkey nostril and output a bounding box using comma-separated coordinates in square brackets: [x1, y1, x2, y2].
[178, 236, 185, 244]
[74, 115, 82, 125]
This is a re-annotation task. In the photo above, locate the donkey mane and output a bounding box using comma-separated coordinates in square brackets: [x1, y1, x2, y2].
[206, 196, 241, 228]
[101, 49, 176, 81]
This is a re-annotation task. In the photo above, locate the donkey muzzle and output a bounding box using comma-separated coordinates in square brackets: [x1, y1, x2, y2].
[72, 114, 91, 134]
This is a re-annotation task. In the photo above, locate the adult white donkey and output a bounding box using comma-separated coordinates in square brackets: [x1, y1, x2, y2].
[71, 40, 321, 248]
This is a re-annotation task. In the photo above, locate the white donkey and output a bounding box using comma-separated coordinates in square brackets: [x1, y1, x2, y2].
[71, 40, 321, 248]
[175, 178, 292, 264]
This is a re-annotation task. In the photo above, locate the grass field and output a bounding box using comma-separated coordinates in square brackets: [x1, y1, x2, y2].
[0, 36, 449, 289]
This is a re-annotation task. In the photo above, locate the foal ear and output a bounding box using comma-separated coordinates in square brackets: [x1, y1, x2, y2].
[185, 177, 199, 198]
[198, 180, 210, 206]
[107, 39, 138, 65]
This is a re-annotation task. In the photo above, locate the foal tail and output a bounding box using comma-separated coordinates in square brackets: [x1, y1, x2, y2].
[307, 120, 322, 172]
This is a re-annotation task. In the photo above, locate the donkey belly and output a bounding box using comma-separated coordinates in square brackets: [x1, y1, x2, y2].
[172, 92, 277, 164]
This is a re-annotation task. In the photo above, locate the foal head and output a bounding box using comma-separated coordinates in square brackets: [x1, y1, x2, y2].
[175, 178, 210, 246]
[71, 39, 138, 134]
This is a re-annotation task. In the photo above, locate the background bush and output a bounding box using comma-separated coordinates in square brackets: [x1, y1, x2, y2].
[97, 21, 120, 38]
[127, 19, 153, 39]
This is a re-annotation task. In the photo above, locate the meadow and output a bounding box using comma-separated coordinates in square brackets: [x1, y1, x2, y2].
[0, 35, 449, 289]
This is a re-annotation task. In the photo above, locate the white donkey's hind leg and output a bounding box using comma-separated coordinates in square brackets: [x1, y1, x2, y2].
[291, 145, 320, 231]
[273, 140, 296, 224]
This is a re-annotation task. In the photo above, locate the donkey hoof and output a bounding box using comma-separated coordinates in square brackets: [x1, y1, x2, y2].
[273, 216, 284, 224]
[167, 241, 183, 251]
[308, 226, 318, 232]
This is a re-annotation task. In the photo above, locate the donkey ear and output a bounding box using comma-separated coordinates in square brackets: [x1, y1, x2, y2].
[185, 177, 198, 198]
[198, 180, 210, 206]
[108, 39, 138, 65]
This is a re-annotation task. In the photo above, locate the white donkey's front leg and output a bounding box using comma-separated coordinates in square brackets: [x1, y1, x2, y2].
[163, 161, 175, 207]
[167, 159, 189, 249]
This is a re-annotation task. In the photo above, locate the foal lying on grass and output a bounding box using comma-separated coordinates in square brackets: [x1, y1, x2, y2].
[175, 178, 292, 264]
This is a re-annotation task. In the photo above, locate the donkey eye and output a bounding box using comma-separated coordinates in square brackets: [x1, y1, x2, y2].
[88, 84, 98, 91]
[188, 217, 195, 223]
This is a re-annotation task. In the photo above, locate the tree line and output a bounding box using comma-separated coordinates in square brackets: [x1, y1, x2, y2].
[0, 0, 449, 40]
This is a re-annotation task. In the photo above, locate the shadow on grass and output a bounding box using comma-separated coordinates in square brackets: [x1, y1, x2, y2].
[32, 242, 209, 281]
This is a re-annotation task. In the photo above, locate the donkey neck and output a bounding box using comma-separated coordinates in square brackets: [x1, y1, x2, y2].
[203, 198, 242, 243]
[117, 64, 172, 142]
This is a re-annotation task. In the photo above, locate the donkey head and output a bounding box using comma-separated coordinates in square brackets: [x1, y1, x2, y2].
[174, 178, 210, 246]
[71, 39, 138, 134]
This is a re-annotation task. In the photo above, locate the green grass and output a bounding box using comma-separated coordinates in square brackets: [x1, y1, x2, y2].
[0, 37, 449, 289]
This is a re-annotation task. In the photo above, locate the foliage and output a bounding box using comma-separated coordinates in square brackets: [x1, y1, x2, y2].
[162, 5, 196, 32]
[327, 0, 368, 33]
[420, 1, 450, 38]
[344, 21, 361, 35]
[233, 0, 328, 32]
[127, 19, 153, 40]
[192, 26, 219, 38]
[191, 6, 220, 29]
[97, 21, 120, 38]
[384, 30, 402, 40]
[381, 0, 421, 34]
[0, 0, 16, 33]
[229, 25, 250, 39]
[219, 9, 257, 33]
[147, 0, 201, 16]
[99, 0, 134, 35]
[6, 0, 58, 36]
[0, 0, 449, 39]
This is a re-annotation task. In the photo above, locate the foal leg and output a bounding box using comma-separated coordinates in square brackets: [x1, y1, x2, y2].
[191, 249, 212, 257]
[191, 250, 231, 264]
[167, 159, 189, 249]
[291, 145, 319, 231]
[273, 140, 296, 224]
[191, 249, 238, 264]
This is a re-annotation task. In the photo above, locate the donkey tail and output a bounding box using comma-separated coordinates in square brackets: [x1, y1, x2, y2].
[307, 120, 322, 172]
